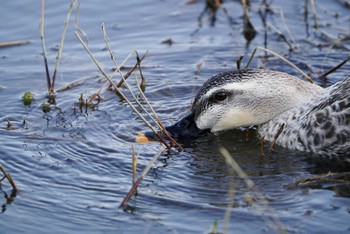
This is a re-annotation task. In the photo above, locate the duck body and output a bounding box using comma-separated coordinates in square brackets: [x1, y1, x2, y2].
[164, 68, 350, 161]
[259, 75, 350, 160]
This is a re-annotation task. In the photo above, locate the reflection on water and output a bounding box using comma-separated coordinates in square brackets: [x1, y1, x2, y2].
[0, 0, 350, 233]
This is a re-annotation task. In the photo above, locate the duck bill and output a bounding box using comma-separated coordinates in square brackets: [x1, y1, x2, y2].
[164, 113, 210, 139]
[136, 113, 210, 143]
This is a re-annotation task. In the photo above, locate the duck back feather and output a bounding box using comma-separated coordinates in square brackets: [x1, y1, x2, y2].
[259, 76, 350, 161]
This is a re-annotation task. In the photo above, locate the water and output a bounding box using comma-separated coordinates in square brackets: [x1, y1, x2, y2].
[1, 0, 350, 233]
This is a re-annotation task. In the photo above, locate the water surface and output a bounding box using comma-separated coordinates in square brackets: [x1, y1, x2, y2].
[1, 0, 350, 233]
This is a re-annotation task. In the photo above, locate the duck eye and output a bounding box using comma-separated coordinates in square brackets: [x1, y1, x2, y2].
[214, 91, 227, 101]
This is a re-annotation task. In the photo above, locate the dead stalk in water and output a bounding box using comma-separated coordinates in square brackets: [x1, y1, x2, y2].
[131, 145, 138, 185]
[0, 40, 30, 48]
[219, 147, 286, 234]
[74, 3, 89, 45]
[40, 0, 78, 96]
[40, 0, 52, 95]
[266, 23, 294, 51]
[309, 0, 318, 29]
[245, 46, 314, 83]
[120, 146, 165, 208]
[116, 53, 147, 88]
[319, 55, 350, 79]
[51, 0, 78, 93]
[100, 24, 182, 150]
[270, 123, 285, 151]
[288, 172, 350, 189]
[0, 164, 18, 193]
[75, 32, 173, 150]
[134, 74, 183, 150]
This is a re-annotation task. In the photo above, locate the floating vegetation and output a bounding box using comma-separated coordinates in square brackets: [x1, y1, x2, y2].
[22, 91, 33, 106]
[41, 101, 51, 113]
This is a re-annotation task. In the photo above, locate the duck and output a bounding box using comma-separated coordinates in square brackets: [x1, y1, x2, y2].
[151, 68, 350, 161]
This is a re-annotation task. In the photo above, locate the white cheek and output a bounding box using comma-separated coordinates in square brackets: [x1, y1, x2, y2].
[195, 106, 221, 130]
[211, 108, 255, 132]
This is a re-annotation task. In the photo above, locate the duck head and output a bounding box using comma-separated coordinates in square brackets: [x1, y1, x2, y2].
[144, 68, 323, 141]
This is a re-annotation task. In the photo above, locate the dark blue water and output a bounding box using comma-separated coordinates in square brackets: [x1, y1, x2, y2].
[1, 0, 350, 233]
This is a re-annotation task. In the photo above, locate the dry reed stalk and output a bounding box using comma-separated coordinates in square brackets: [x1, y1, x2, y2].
[75, 32, 173, 150]
[100, 24, 182, 150]
[0, 40, 30, 48]
[134, 75, 183, 150]
[269, 124, 285, 151]
[259, 4, 296, 49]
[40, 0, 52, 95]
[86, 51, 134, 105]
[51, 0, 79, 93]
[319, 55, 350, 79]
[236, 56, 244, 69]
[86, 51, 134, 104]
[266, 23, 293, 51]
[74, 3, 89, 45]
[309, 0, 318, 29]
[100, 27, 161, 128]
[277, 8, 296, 46]
[120, 146, 165, 208]
[288, 172, 350, 189]
[40, 0, 78, 96]
[245, 46, 314, 83]
[0, 164, 18, 193]
[116, 53, 147, 88]
[131, 145, 138, 185]
[219, 147, 286, 234]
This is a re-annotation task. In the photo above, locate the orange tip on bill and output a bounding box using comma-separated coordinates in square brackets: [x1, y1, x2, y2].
[135, 132, 153, 143]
